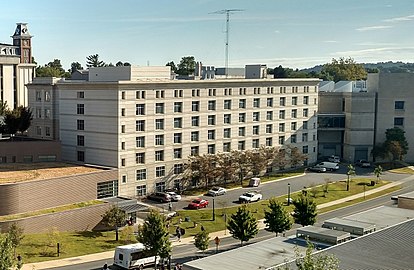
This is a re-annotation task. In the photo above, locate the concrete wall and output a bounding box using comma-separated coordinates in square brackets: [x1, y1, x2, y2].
[0, 139, 61, 163]
[398, 198, 414, 210]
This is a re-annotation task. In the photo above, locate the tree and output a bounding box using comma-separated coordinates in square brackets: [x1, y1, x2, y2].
[387, 141, 404, 162]
[385, 127, 408, 158]
[273, 65, 289, 78]
[374, 165, 383, 184]
[273, 148, 289, 171]
[346, 164, 355, 191]
[0, 100, 8, 116]
[15, 106, 32, 134]
[321, 57, 367, 82]
[187, 154, 219, 188]
[216, 152, 237, 186]
[264, 199, 292, 236]
[227, 205, 258, 246]
[193, 230, 210, 254]
[371, 143, 389, 161]
[166, 61, 178, 73]
[36, 59, 70, 78]
[86, 54, 105, 68]
[101, 205, 127, 241]
[231, 150, 252, 186]
[177, 56, 196, 75]
[0, 234, 14, 270]
[136, 210, 171, 268]
[7, 223, 24, 258]
[288, 146, 307, 168]
[70, 62, 83, 73]
[292, 193, 317, 226]
[294, 241, 339, 270]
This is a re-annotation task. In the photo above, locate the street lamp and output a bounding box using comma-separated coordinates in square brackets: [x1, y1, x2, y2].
[287, 183, 291, 206]
[212, 198, 215, 221]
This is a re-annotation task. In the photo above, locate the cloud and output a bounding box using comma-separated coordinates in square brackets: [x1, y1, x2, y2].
[383, 14, 414, 22]
[323, 40, 338, 43]
[274, 30, 280, 33]
[356, 25, 392, 31]
[357, 42, 397, 46]
[332, 47, 414, 57]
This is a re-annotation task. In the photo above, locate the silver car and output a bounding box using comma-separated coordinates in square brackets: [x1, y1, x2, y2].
[208, 186, 227, 196]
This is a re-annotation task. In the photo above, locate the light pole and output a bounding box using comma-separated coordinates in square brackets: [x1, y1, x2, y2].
[287, 183, 291, 206]
[212, 198, 215, 221]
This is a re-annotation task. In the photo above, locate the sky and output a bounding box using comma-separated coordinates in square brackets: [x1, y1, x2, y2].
[1, 0, 414, 70]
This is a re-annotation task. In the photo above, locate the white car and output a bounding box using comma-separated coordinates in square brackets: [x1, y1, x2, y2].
[208, 187, 227, 196]
[328, 155, 340, 163]
[356, 159, 371, 168]
[166, 191, 181, 201]
[239, 191, 263, 203]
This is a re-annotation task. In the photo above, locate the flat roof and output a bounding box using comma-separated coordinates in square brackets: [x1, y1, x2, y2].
[0, 162, 106, 184]
[323, 218, 376, 230]
[297, 226, 351, 239]
[398, 191, 414, 199]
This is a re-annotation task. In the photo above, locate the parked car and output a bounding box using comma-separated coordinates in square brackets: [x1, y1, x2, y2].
[328, 155, 341, 163]
[356, 159, 371, 168]
[166, 191, 182, 201]
[308, 166, 327, 173]
[239, 191, 263, 203]
[208, 186, 227, 196]
[316, 162, 340, 171]
[147, 192, 171, 203]
[188, 198, 209, 209]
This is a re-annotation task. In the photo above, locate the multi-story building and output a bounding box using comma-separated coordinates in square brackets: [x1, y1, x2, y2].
[0, 23, 35, 109]
[28, 66, 320, 197]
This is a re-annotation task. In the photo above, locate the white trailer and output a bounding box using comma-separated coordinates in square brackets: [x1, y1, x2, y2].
[113, 243, 159, 269]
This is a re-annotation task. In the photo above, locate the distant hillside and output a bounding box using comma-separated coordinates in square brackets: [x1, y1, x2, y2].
[301, 61, 414, 73]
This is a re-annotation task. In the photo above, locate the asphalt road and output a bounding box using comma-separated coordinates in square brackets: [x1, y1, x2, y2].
[48, 169, 413, 270]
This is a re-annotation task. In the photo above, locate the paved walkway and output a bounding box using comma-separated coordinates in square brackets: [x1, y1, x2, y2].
[22, 180, 403, 270]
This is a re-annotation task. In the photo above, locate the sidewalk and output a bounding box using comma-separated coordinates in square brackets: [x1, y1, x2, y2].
[22, 180, 401, 270]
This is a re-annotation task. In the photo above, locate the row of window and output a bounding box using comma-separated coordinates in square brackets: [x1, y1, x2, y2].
[35, 90, 51, 102]
[35, 108, 51, 119]
[35, 126, 51, 137]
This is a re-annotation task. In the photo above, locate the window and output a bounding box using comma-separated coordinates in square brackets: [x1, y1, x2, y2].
[208, 100, 216, 110]
[192, 116, 199, 126]
[291, 122, 297, 131]
[136, 169, 147, 180]
[77, 119, 84, 130]
[279, 110, 285, 119]
[303, 108, 309, 117]
[174, 164, 184, 174]
[266, 137, 273, 146]
[253, 98, 260, 108]
[191, 131, 199, 141]
[45, 91, 51, 102]
[192, 89, 200, 97]
[156, 90, 164, 98]
[252, 139, 260, 148]
[280, 97, 286, 106]
[292, 86, 298, 93]
[278, 136, 285, 145]
[239, 99, 246, 108]
[208, 130, 216, 140]
[155, 135, 164, 145]
[303, 96, 309, 105]
[45, 126, 51, 136]
[77, 104, 84, 114]
[136, 136, 145, 147]
[239, 113, 246, 123]
[155, 150, 164, 161]
[191, 146, 199, 156]
[292, 97, 298, 105]
[291, 109, 297, 118]
[224, 100, 232, 109]
[394, 117, 404, 126]
[239, 127, 246, 136]
[122, 175, 127, 183]
[192, 101, 200, 111]
[267, 98, 273, 107]
[136, 185, 147, 196]
[208, 88, 216, 96]
[238, 141, 245, 150]
[302, 133, 308, 142]
[174, 133, 182, 143]
[174, 148, 182, 159]
[208, 144, 216, 154]
[224, 128, 231, 138]
[253, 112, 260, 121]
[313, 134, 316, 141]
[136, 104, 145, 115]
[136, 153, 145, 164]
[121, 91, 125, 99]
[223, 142, 231, 152]
[303, 121, 308, 130]
[77, 135, 84, 146]
[136, 120, 145, 131]
[266, 124, 273, 133]
[174, 117, 182, 128]
[36, 91, 42, 101]
[224, 114, 231, 124]
[291, 134, 297, 143]
[174, 102, 183, 113]
[155, 119, 164, 130]
[208, 115, 216, 125]
[136, 90, 146, 99]
[279, 123, 285, 132]
[155, 103, 164, 114]
[156, 166, 165, 177]
[302, 146, 309, 154]
[253, 125, 260, 135]
[77, 151, 85, 162]
[121, 125, 125, 133]
[121, 108, 125, 116]
[395, 101, 405, 110]
[266, 111, 273, 120]
[174, 89, 183, 98]
[36, 126, 42, 135]
[36, 107, 42, 118]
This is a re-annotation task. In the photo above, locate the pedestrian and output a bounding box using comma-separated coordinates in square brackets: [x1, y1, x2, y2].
[176, 226, 181, 242]
[169, 202, 173, 212]
[201, 224, 205, 231]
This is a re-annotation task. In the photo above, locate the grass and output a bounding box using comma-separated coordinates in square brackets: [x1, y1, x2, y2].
[0, 200, 104, 222]
[388, 167, 414, 174]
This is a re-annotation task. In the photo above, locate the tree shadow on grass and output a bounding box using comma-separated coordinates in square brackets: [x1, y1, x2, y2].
[74, 231, 103, 238]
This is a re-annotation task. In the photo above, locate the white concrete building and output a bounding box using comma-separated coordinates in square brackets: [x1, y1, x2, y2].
[28, 66, 320, 197]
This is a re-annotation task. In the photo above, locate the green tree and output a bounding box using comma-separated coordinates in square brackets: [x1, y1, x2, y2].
[101, 205, 127, 241]
[387, 141, 404, 162]
[273, 65, 289, 78]
[264, 199, 292, 236]
[292, 193, 317, 226]
[0, 234, 15, 270]
[321, 57, 367, 82]
[36, 59, 70, 78]
[385, 127, 408, 157]
[136, 210, 171, 268]
[346, 164, 355, 191]
[177, 56, 196, 75]
[0, 100, 8, 115]
[2, 106, 32, 135]
[86, 54, 106, 68]
[374, 165, 383, 184]
[69, 62, 83, 73]
[227, 205, 258, 246]
[216, 152, 237, 186]
[288, 146, 307, 168]
[371, 143, 389, 161]
[7, 223, 24, 258]
[193, 230, 210, 254]
[166, 61, 178, 73]
[294, 241, 339, 270]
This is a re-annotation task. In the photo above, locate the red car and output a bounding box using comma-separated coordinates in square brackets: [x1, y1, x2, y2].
[188, 198, 209, 209]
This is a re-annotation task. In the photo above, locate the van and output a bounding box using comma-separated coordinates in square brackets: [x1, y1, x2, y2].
[317, 162, 340, 171]
[328, 155, 340, 163]
[249, 177, 261, 187]
[113, 243, 160, 269]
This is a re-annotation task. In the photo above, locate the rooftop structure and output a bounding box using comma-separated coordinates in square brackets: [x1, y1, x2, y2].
[296, 226, 351, 244]
[322, 217, 376, 236]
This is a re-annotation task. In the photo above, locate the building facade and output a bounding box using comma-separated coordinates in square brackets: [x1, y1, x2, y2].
[28, 67, 320, 197]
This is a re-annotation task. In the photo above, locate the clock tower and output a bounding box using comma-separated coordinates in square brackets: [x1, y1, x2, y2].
[11, 23, 33, 64]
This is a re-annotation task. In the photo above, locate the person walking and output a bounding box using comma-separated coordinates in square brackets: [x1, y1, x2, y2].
[176, 226, 181, 242]
[168, 202, 173, 212]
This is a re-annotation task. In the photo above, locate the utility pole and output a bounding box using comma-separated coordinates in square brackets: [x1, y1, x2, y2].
[210, 9, 244, 78]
